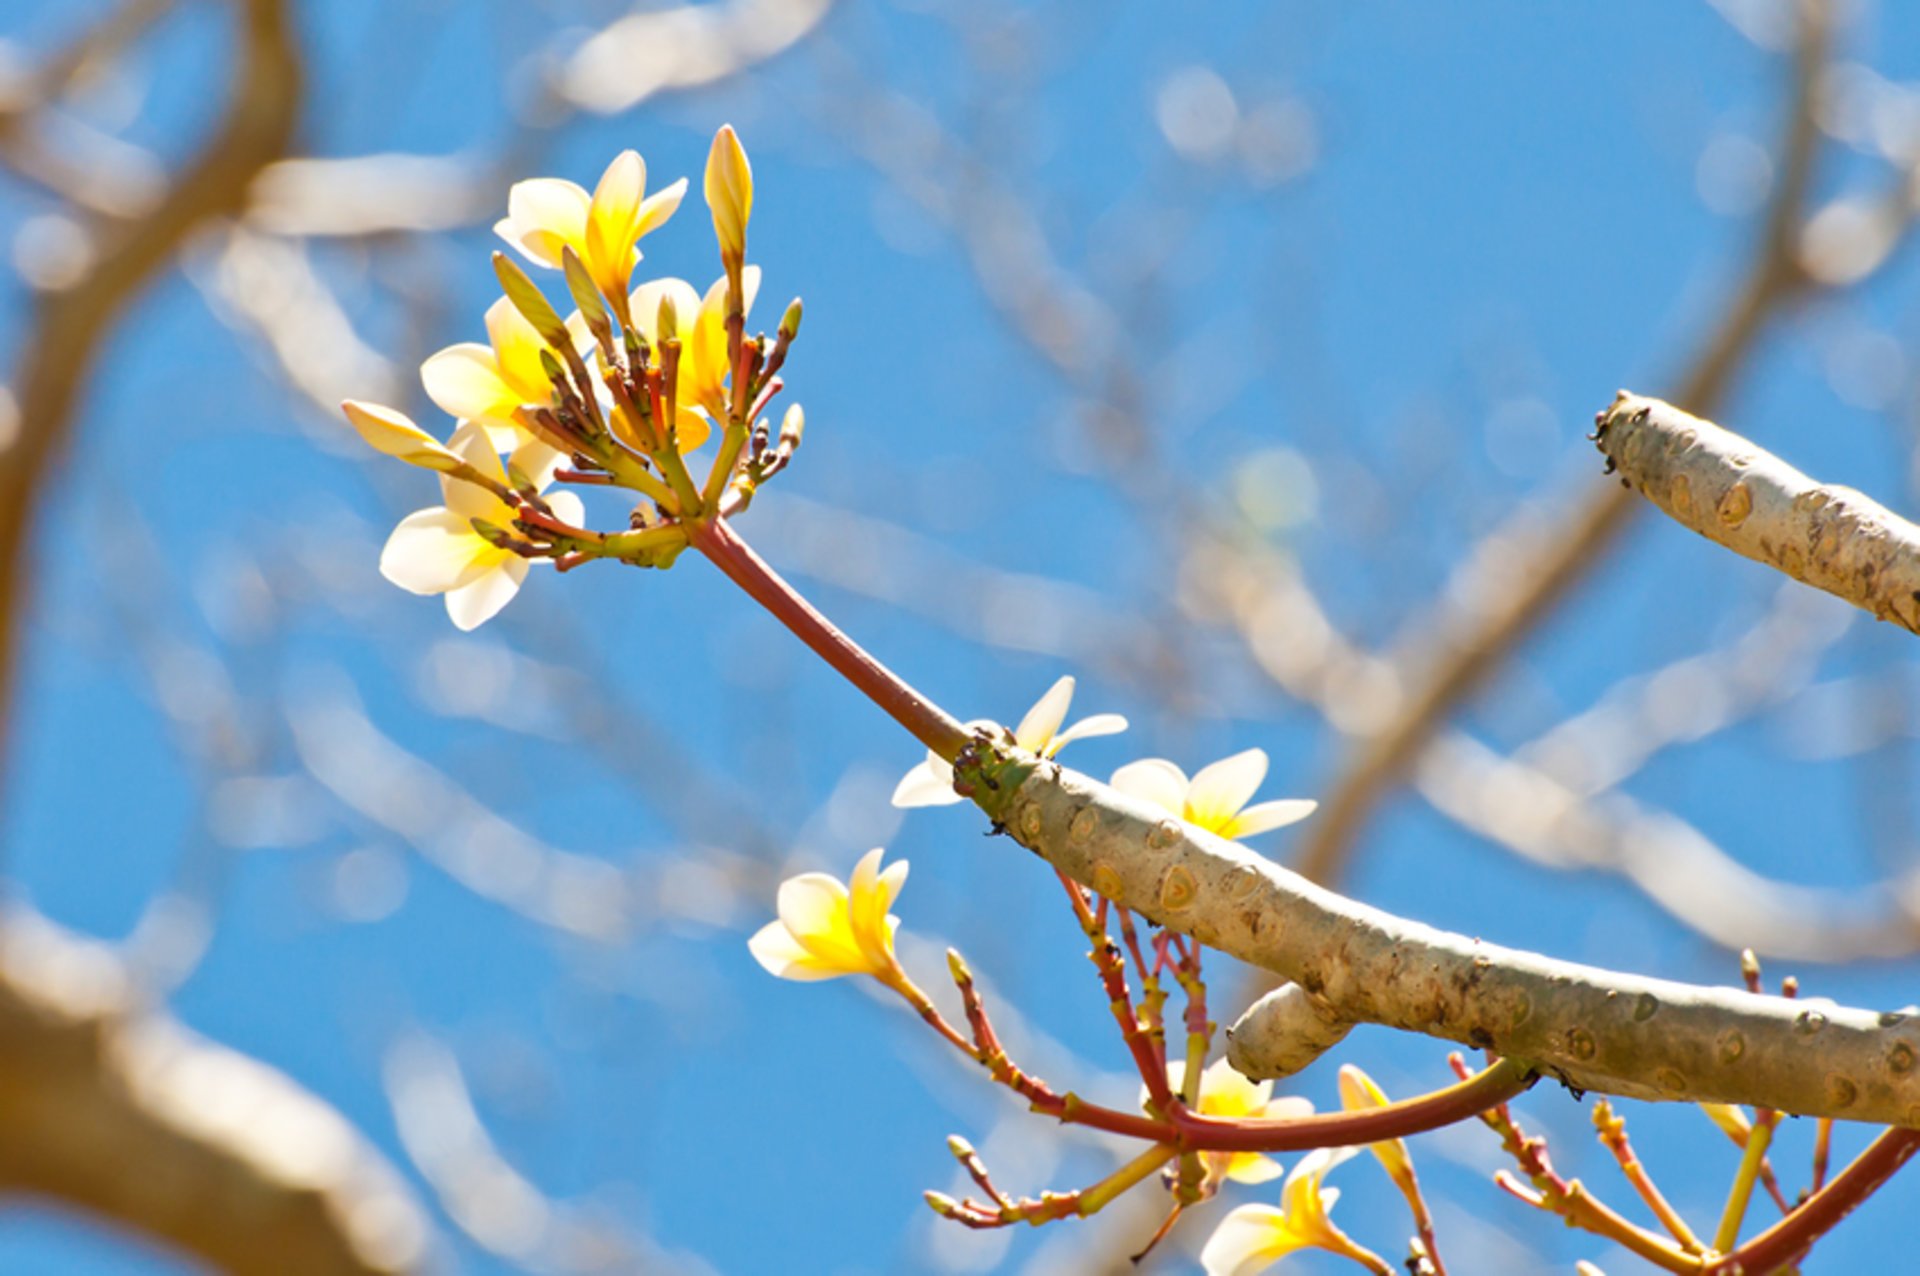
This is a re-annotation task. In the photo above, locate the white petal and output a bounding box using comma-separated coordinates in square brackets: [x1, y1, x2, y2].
[747, 921, 847, 981]
[1186, 748, 1270, 830]
[1048, 713, 1128, 754]
[1013, 676, 1074, 752]
[543, 489, 586, 530]
[1109, 758, 1188, 817]
[500, 177, 590, 266]
[891, 760, 962, 808]
[421, 344, 514, 421]
[444, 558, 528, 631]
[1199, 1204, 1299, 1276]
[380, 509, 493, 595]
[1224, 799, 1318, 840]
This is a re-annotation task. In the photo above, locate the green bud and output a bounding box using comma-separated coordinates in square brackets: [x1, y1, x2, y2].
[946, 948, 972, 985]
[655, 290, 679, 343]
[778, 296, 803, 343]
[469, 518, 515, 549]
[923, 1191, 959, 1218]
[559, 245, 610, 337]
[946, 1134, 976, 1161]
[492, 252, 571, 350]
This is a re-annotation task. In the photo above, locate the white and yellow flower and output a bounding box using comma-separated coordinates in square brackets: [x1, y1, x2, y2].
[419, 298, 573, 451]
[1200, 1146, 1378, 1276]
[1109, 749, 1315, 841]
[495, 149, 685, 301]
[748, 848, 910, 986]
[892, 675, 1128, 808]
[1150, 1058, 1312, 1189]
[340, 400, 463, 471]
[378, 423, 578, 631]
[1336, 1064, 1413, 1186]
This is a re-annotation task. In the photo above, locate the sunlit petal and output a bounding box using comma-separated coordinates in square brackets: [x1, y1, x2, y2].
[499, 177, 591, 267]
[1013, 676, 1074, 752]
[1185, 748, 1270, 831]
[444, 556, 526, 631]
[634, 177, 688, 238]
[1048, 713, 1128, 753]
[380, 508, 494, 595]
[483, 297, 552, 402]
[1223, 799, 1318, 840]
[1200, 1204, 1308, 1276]
[748, 920, 850, 981]
[1109, 758, 1189, 818]
[421, 344, 516, 422]
[892, 757, 962, 808]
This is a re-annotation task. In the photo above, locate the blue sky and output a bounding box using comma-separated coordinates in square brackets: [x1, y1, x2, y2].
[3, 1, 1920, 1272]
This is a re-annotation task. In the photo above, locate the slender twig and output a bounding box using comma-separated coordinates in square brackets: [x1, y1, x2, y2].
[1707, 1129, 1920, 1275]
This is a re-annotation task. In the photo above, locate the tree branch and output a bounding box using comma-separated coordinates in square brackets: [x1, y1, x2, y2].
[0, 0, 301, 789]
[970, 756, 1920, 1124]
[1597, 393, 1920, 635]
[0, 907, 429, 1274]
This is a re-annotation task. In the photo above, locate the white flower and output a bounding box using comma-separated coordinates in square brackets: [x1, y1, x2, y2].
[891, 675, 1126, 808]
[1200, 1147, 1367, 1276]
[1109, 749, 1315, 841]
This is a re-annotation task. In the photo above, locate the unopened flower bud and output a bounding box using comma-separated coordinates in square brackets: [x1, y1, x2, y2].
[923, 1191, 959, 1218]
[492, 251, 571, 351]
[778, 297, 803, 343]
[779, 403, 805, 452]
[947, 948, 973, 984]
[704, 124, 753, 270]
[655, 291, 680, 346]
[468, 518, 516, 549]
[560, 245, 611, 339]
[946, 1134, 976, 1160]
[340, 400, 462, 471]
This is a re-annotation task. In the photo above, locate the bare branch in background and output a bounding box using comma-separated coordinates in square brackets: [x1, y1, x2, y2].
[0, 907, 430, 1275]
[554, 0, 834, 115]
[384, 1033, 705, 1275]
[0, 0, 301, 787]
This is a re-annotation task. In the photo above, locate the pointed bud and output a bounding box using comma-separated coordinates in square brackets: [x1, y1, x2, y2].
[492, 251, 571, 351]
[947, 948, 973, 985]
[339, 400, 463, 471]
[946, 1134, 976, 1160]
[778, 403, 805, 452]
[560, 244, 612, 340]
[538, 348, 569, 390]
[778, 297, 803, 343]
[655, 290, 680, 346]
[704, 124, 753, 270]
[469, 518, 516, 549]
[923, 1191, 960, 1218]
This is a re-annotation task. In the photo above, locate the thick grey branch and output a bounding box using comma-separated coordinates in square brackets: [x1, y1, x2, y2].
[977, 758, 1920, 1125]
[0, 908, 429, 1274]
[1597, 392, 1920, 635]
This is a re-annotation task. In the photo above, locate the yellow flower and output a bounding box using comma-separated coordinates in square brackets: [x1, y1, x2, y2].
[1148, 1058, 1312, 1189]
[1200, 1146, 1373, 1276]
[378, 423, 580, 631]
[495, 149, 686, 301]
[419, 298, 573, 451]
[705, 124, 753, 269]
[1109, 749, 1316, 841]
[627, 266, 762, 451]
[892, 675, 1128, 808]
[340, 400, 463, 471]
[1336, 1064, 1413, 1186]
[748, 849, 909, 985]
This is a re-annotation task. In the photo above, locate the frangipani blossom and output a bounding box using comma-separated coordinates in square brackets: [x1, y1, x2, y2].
[1149, 1058, 1312, 1188]
[420, 298, 571, 450]
[748, 848, 909, 987]
[495, 149, 686, 300]
[379, 423, 580, 631]
[1336, 1064, 1413, 1186]
[1109, 749, 1316, 841]
[1200, 1147, 1377, 1276]
[340, 400, 462, 471]
[892, 675, 1128, 809]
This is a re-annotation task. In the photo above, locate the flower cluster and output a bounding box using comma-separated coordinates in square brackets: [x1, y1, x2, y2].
[341, 127, 805, 629]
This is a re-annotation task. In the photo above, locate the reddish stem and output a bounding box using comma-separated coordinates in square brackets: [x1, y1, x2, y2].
[1171, 1058, 1535, 1152]
[689, 517, 969, 757]
[1707, 1129, 1920, 1275]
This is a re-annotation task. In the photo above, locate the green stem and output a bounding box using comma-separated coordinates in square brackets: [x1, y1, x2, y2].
[1713, 1113, 1775, 1252]
[1078, 1145, 1179, 1216]
[688, 516, 969, 758]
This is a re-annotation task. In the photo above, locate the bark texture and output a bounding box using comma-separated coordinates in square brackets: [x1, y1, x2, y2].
[974, 756, 1920, 1125]
[1595, 392, 1920, 634]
